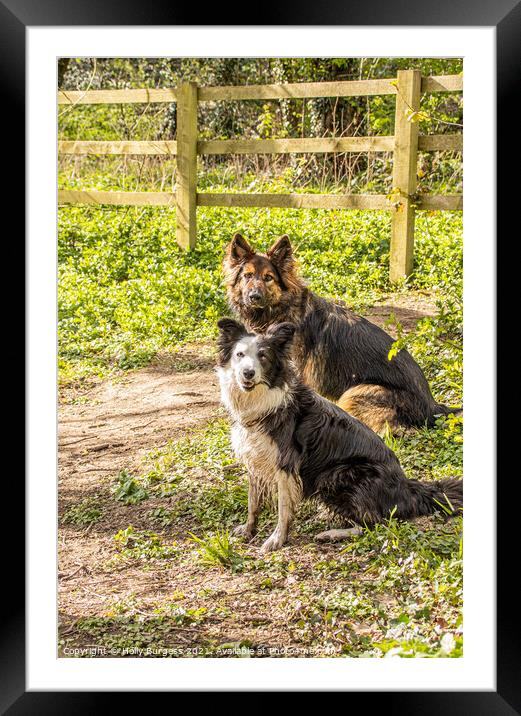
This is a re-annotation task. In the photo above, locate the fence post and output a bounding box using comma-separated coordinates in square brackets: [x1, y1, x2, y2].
[390, 69, 421, 282]
[176, 81, 198, 250]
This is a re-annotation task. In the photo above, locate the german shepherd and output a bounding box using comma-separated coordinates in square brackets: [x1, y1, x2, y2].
[216, 318, 462, 553]
[223, 233, 461, 434]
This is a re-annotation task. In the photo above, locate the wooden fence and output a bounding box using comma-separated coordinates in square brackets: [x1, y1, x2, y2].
[58, 70, 462, 281]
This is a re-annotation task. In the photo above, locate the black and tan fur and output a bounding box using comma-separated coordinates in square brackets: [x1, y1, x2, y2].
[216, 318, 462, 553]
[223, 233, 461, 434]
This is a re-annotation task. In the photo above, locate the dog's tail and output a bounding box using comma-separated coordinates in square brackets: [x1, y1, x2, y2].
[317, 468, 462, 525]
[392, 476, 463, 521]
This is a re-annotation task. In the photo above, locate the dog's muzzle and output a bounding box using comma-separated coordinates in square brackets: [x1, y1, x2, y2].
[239, 368, 257, 391]
[247, 291, 265, 307]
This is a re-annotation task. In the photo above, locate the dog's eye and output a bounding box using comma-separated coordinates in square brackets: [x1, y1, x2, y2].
[236, 351, 244, 358]
[258, 353, 267, 361]
[243, 272, 254, 280]
[264, 275, 273, 282]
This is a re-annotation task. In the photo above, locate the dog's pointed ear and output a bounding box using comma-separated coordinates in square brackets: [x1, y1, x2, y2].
[265, 321, 297, 351]
[217, 318, 247, 340]
[226, 233, 255, 266]
[266, 235, 292, 266]
[217, 318, 248, 365]
[266, 236, 297, 282]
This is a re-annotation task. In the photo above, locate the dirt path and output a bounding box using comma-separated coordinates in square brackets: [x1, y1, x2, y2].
[58, 293, 438, 654]
[59, 364, 220, 486]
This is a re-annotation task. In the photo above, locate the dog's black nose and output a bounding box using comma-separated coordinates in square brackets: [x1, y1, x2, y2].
[242, 368, 255, 380]
[249, 291, 262, 302]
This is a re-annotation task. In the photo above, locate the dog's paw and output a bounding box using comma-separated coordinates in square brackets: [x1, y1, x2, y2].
[314, 527, 362, 543]
[232, 523, 255, 540]
[260, 531, 286, 554]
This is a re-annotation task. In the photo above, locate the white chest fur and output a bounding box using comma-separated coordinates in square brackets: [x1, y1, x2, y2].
[231, 423, 280, 478]
[216, 366, 288, 421]
[231, 420, 303, 507]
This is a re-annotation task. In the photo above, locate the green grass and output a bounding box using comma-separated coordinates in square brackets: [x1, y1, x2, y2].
[66, 610, 209, 655]
[112, 525, 179, 562]
[384, 414, 463, 481]
[140, 419, 250, 529]
[58, 177, 462, 390]
[61, 496, 103, 526]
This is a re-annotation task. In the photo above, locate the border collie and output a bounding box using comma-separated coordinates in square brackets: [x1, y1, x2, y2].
[216, 318, 462, 553]
[223, 233, 462, 434]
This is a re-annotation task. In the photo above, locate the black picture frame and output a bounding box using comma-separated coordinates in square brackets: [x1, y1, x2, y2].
[10, 0, 513, 711]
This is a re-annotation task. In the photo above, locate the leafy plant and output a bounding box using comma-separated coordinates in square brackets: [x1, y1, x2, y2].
[62, 496, 103, 526]
[189, 530, 245, 572]
[113, 525, 178, 561]
[147, 507, 176, 527]
[111, 470, 149, 505]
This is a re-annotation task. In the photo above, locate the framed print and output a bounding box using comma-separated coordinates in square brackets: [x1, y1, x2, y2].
[8, 0, 515, 709]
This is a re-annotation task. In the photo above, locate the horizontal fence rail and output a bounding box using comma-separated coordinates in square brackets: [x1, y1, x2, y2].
[57, 74, 462, 104]
[58, 134, 462, 155]
[58, 190, 463, 212]
[58, 71, 463, 280]
[59, 140, 178, 155]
